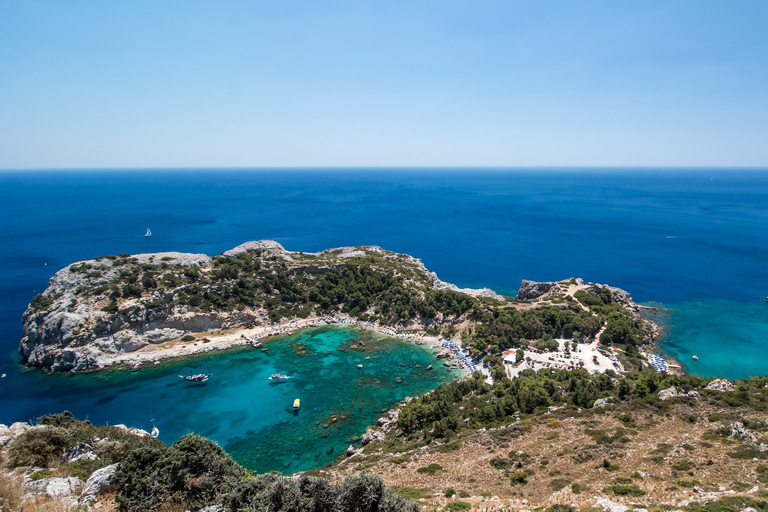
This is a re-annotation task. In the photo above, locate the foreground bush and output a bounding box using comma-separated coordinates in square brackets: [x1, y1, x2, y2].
[112, 434, 417, 512]
[113, 434, 245, 511]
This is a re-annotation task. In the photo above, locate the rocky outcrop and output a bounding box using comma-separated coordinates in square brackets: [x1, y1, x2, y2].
[516, 280, 557, 300]
[594, 497, 628, 512]
[79, 463, 119, 507]
[592, 397, 614, 408]
[430, 273, 504, 300]
[44, 476, 83, 501]
[62, 442, 98, 463]
[658, 387, 680, 400]
[729, 422, 757, 443]
[361, 428, 385, 445]
[706, 378, 736, 392]
[19, 241, 513, 373]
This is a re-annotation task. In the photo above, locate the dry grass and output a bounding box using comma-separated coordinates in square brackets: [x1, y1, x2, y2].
[329, 400, 768, 509]
[0, 472, 24, 511]
[0, 471, 83, 512]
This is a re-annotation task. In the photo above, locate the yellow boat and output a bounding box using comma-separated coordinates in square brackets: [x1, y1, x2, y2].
[293, 398, 300, 411]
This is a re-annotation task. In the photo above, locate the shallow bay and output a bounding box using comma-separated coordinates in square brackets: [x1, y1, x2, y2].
[0, 326, 457, 473]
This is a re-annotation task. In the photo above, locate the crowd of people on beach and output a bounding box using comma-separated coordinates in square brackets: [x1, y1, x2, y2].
[643, 351, 669, 373]
[439, 339, 487, 374]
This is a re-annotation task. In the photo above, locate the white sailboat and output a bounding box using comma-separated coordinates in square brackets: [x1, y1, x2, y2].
[145, 228, 152, 237]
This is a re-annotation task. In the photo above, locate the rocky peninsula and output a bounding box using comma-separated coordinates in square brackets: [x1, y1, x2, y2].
[21, 241, 661, 375]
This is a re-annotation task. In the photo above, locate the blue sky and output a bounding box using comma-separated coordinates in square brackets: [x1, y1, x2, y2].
[1, 1, 767, 168]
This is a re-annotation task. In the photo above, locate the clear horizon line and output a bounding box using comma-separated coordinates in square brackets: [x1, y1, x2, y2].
[2, 165, 768, 172]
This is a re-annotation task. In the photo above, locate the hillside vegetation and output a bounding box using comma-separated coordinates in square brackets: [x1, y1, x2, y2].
[21, 241, 654, 373]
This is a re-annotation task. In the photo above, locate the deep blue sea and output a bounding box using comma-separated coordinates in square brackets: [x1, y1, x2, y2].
[1, 169, 767, 468]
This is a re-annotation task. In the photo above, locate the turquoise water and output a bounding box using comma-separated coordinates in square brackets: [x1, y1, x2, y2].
[1, 325, 456, 473]
[653, 300, 768, 380]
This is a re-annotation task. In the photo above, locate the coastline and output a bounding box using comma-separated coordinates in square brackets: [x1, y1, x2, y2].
[105, 313, 481, 380]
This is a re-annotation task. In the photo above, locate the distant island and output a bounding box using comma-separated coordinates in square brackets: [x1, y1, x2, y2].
[21, 241, 660, 376]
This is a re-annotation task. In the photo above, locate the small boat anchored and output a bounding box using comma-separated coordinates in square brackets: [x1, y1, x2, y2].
[145, 228, 152, 237]
[293, 398, 300, 411]
[692, 355, 699, 360]
[180, 373, 209, 382]
[268, 374, 289, 381]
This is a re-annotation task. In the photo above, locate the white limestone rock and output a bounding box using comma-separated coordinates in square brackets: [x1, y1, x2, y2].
[729, 422, 756, 443]
[132, 252, 211, 268]
[593, 397, 614, 408]
[10, 422, 32, 436]
[516, 280, 558, 300]
[706, 378, 736, 392]
[198, 506, 225, 512]
[143, 327, 185, 344]
[114, 424, 151, 437]
[594, 497, 628, 512]
[62, 442, 98, 463]
[79, 463, 119, 507]
[223, 240, 287, 258]
[45, 476, 83, 499]
[658, 387, 680, 400]
[432, 273, 504, 300]
[361, 428, 385, 445]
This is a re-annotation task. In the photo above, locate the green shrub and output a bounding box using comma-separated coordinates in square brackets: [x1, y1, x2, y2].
[29, 469, 52, 480]
[548, 478, 571, 491]
[729, 445, 768, 460]
[603, 485, 647, 496]
[617, 413, 637, 428]
[683, 496, 768, 512]
[113, 434, 245, 512]
[100, 300, 119, 313]
[30, 294, 54, 311]
[547, 506, 577, 512]
[511, 470, 533, 486]
[436, 441, 462, 453]
[180, 334, 196, 342]
[445, 501, 471, 512]
[489, 458, 514, 470]
[8, 426, 68, 467]
[672, 461, 694, 471]
[224, 473, 419, 512]
[416, 463, 444, 475]
[37, 411, 91, 430]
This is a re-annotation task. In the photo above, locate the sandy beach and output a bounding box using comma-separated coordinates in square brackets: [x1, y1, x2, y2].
[106, 314, 483, 380]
